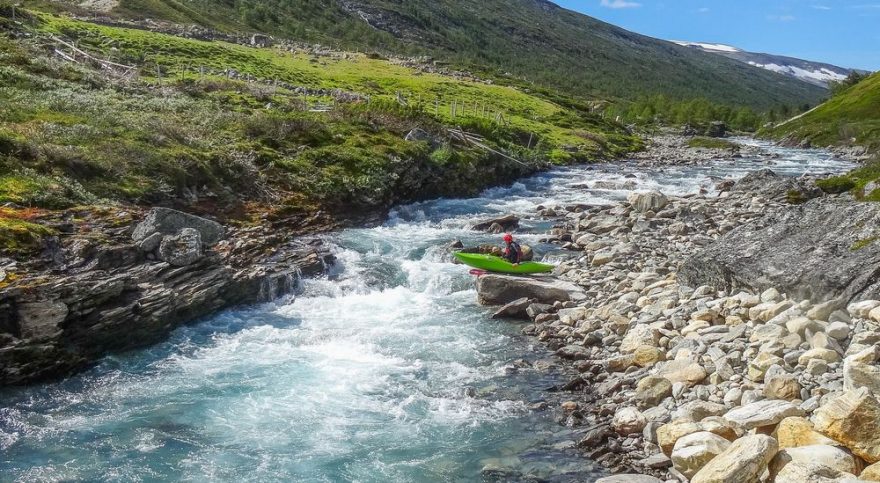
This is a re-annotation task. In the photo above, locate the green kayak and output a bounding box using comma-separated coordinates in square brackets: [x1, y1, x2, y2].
[453, 252, 554, 275]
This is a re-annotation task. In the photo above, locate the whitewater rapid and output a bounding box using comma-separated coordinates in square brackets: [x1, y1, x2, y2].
[0, 140, 855, 482]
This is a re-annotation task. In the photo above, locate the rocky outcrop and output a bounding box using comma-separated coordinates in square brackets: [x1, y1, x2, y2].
[475, 274, 586, 305]
[730, 169, 822, 201]
[679, 197, 880, 303]
[505, 158, 880, 481]
[0, 210, 332, 385]
[471, 214, 519, 233]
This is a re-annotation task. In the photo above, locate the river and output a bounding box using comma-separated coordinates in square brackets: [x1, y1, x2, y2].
[0, 139, 855, 482]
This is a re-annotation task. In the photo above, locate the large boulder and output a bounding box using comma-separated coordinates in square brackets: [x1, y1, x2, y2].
[655, 359, 707, 387]
[775, 461, 859, 483]
[671, 431, 731, 478]
[862, 461, 880, 480]
[475, 274, 586, 306]
[612, 407, 647, 435]
[679, 197, 880, 303]
[769, 445, 862, 480]
[471, 214, 519, 233]
[723, 399, 804, 431]
[812, 388, 880, 464]
[132, 207, 225, 246]
[158, 228, 203, 267]
[774, 416, 837, 448]
[731, 169, 822, 201]
[628, 191, 668, 213]
[691, 434, 778, 483]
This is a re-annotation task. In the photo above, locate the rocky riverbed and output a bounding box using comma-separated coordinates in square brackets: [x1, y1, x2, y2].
[472, 137, 880, 482]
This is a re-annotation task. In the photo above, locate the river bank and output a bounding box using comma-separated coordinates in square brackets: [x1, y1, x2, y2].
[475, 135, 880, 482]
[0, 134, 864, 481]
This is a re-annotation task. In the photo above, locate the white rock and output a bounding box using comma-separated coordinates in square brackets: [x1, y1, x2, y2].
[671, 431, 731, 478]
[672, 400, 727, 422]
[769, 444, 862, 479]
[786, 317, 826, 338]
[774, 461, 858, 483]
[843, 359, 880, 394]
[691, 434, 778, 483]
[628, 191, 668, 213]
[612, 407, 647, 435]
[620, 324, 660, 353]
[798, 348, 842, 366]
[826, 321, 851, 341]
[848, 300, 880, 318]
[723, 399, 804, 430]
[761, 287, 781, 303]
[807, 299, 844, 322]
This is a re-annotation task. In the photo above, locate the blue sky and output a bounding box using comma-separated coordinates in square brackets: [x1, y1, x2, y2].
[554, 0, 880, 70]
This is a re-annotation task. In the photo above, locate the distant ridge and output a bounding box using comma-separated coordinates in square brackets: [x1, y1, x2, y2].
[671, 40, 867, 88]
[57, 0, 828, 109]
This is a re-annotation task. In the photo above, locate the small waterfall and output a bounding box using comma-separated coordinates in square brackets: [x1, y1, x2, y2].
[257, 267, 303, 302]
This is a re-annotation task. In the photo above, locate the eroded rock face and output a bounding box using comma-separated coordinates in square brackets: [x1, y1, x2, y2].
[0, 236, 331, 385]
[730, 169, 822, 202]
[158, 228, 203, 266]
[679, 198, 880, 303]
[132, 207, 225, 245]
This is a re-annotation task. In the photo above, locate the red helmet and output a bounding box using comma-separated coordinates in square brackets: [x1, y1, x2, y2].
[503, 233, 513, 243]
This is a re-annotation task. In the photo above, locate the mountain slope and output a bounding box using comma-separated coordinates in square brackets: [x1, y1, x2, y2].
[762, 72, 880, 151]
[48, 0, 827, 110]
[672, 41, 865, 88]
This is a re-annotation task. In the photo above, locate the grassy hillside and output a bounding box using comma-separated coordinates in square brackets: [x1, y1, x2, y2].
[20, 0, 826, 111]
[0, 9, 638, 226]
[762, 72, 880, 152]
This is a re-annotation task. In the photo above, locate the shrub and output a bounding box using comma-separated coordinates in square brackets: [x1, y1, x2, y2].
[816, 176, 856, 194]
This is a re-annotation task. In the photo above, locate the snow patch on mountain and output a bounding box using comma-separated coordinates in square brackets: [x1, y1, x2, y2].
[671, 40, 860, 88]
[670, 41, 741, 53]
[748, 62, 848, 85]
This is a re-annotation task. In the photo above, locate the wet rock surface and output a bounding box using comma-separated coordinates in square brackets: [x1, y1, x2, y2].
[0, 209, 334, 385]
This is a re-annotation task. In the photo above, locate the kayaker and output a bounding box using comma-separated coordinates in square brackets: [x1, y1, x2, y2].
[502, 233, 523, 265]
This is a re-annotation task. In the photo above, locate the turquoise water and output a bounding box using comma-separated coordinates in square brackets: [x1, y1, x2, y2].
[0, 141, 854, 482]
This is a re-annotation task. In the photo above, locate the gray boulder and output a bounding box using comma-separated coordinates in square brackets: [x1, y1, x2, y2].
[133, 207, 225, 246]
[475, 274, 586, 305]
[158, 228, 203, 266]
[471, 214, 519, 233]
[491, 297, 532, 319]
[730, 169, 822, 202]
[680, 197, 880, 303]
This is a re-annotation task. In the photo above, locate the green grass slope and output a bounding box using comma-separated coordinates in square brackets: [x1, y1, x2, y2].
[23, 0, 826, 110]
[0, 10, 639, 222]
[762, 72, 880, 152]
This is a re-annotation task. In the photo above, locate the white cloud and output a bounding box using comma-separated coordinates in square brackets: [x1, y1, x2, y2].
[697, 7, 710, 13]
[600, 0, 642, 9]
[812, 5, 832, 10]
[768, 14, 796, 22]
